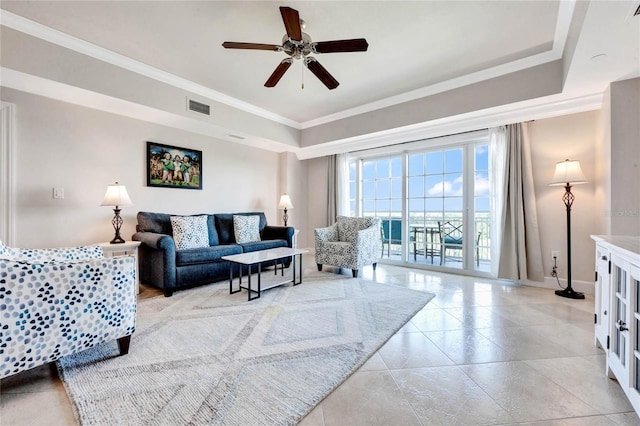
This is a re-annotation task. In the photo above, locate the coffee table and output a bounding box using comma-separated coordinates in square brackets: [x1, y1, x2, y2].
[222, 247, 309, 301]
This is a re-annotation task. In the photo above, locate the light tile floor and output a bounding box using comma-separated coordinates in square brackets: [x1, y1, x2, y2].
[2, 259, 639, 425]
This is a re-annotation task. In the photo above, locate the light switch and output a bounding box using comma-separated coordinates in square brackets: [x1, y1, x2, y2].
[53, 187, 64, 199]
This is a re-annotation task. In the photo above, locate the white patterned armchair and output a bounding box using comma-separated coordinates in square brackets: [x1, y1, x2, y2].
[315, 216, 382, 278]
[0, 241, 137, 379]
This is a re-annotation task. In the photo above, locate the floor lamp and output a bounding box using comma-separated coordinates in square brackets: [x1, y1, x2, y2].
[549, 159, 587, 299]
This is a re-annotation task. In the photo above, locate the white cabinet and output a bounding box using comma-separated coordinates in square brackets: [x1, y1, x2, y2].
[592, 235, 640, 415]
[594, 242, 610, 350]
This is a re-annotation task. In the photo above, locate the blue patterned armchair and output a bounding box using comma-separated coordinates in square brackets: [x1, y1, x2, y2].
[0, 241, 137, 379]
[314, 216, 382, 278]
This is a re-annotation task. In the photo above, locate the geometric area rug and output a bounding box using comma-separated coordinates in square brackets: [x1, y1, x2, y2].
[57, 271, 435, 425]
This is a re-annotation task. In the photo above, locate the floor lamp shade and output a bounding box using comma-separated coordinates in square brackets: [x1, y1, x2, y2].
[550, 159, 588, 186]
[549, 159, 587, 299]
[278, 194, 294, 226]
[101, 182, 133, 244]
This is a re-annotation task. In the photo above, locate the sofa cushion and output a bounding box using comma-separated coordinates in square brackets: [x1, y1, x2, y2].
[337, 216, 378, 242]
[215, 212, 267, 244]
[138, 212, 219, 245]
[175, 244, 242, 266]
[171, 215, 210, 250]
[233, 215, 261, 243]
[240, 239, 288, 253]
[137, 211, 173, 235]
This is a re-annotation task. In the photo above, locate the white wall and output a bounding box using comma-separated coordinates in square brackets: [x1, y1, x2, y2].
[2, 88, 285, 248]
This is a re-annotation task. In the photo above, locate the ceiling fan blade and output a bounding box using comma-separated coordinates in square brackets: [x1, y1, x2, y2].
[304, 57, 339, 90]
[265, 59, 293, 87]
[280, 6, 302, 41]
[313, 38, 369, 53]
[222, 42, 281, 51]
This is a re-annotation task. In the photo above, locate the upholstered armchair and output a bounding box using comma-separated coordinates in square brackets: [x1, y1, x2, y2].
[314, 216, 382, 278]
[0, 241, 137, 379]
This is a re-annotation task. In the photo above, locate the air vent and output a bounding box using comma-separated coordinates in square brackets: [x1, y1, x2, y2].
[188, 99, 210, 115]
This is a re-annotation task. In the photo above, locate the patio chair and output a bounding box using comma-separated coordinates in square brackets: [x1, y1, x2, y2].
[381, 219, 422, 260]
[438, 221, 481, 267]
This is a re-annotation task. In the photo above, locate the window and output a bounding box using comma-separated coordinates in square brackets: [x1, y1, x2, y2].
[348, 131, 491, 274]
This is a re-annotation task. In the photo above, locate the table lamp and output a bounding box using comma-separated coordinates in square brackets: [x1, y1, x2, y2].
[101, 182, 133, 244]
[278, 194, 294, 226]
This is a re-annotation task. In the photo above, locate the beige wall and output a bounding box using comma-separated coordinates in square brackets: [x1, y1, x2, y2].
[609, 78, 640, 235]
[305, 111, 602, 287]
[528, 111, 602, 286]
[2, 88, 286, 248]
[305, 156, 330, 249]
[278, 151, 309, 248]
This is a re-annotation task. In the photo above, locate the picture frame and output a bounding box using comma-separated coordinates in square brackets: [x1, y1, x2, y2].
[146, 141, 202, 190]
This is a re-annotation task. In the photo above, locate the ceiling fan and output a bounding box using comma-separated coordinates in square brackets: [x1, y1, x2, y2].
[222, 6, 368, 90]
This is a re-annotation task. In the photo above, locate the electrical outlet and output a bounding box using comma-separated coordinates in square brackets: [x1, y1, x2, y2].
[551, 250, 560, 261]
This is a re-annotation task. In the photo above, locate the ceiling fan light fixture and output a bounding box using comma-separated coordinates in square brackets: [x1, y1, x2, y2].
[222, 6, 367, 89]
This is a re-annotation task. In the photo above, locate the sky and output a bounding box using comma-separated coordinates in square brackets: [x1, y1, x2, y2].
[350, 145, 490, 214]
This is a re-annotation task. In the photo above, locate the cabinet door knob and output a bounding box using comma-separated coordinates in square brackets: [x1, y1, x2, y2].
[601, 255, 608, 261]
[604, 310, 607, 315]
[617, 320, 628, 332]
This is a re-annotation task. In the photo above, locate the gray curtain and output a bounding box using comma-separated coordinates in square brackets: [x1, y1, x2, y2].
[327, 154, 349, 225]
[327, 155, 338, 224]
[498, 123, 544, 281]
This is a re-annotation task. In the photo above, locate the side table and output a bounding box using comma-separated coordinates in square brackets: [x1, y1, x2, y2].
[292, 229, 300, 249]
[98, 241, 142, 294]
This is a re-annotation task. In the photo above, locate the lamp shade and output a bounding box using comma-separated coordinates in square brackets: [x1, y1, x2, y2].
[100, 182, 133, 207]
[549, 159, 588, 186]
[278, 194, 294, 210]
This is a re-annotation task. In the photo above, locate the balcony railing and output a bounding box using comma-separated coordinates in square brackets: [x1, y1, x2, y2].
[375, 213, 491, 270]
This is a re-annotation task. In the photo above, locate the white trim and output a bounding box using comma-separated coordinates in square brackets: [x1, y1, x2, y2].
[0, 10, 301, 129]
[526, 276, 595, 295]
[0, 102, 16, 245]
[1, 4, 576, 130]
[0, 67, 297, 153]
[300, 0, 576, 129]
[296, 92, 603, 160]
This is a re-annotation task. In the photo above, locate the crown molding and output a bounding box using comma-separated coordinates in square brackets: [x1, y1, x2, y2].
[295, 91, 602, 160]
[0, 67, 296, 153]
[299, 0, 576, 129]
[0, 10, 302, 129]
[1, 2, 576, 130]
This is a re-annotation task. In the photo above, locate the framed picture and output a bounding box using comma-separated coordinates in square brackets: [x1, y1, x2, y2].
[146, 141, 202, 189]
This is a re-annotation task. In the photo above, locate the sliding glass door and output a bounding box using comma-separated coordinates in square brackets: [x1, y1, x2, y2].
[349, 133, 492, 274]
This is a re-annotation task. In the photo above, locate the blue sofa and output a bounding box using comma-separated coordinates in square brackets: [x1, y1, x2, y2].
[132, 211, 294, 297]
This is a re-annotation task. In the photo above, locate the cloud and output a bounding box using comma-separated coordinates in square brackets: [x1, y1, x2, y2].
[427, 178, 463, 196]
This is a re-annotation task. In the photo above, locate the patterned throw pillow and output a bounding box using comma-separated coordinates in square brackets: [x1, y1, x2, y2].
[233, 215, 261, 243]
[170, 215, 210, 250]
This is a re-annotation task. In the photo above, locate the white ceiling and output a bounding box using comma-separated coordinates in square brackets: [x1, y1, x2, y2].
[1, 1, 639, 134]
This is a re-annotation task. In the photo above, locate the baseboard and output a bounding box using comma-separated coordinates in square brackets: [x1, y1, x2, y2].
[523, 276, 595, 295]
